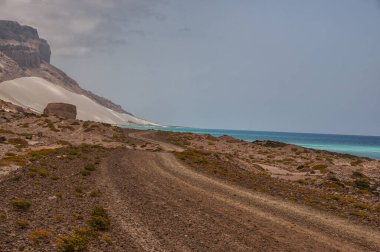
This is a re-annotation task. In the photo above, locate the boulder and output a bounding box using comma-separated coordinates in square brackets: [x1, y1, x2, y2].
[43, 103, 77, 120]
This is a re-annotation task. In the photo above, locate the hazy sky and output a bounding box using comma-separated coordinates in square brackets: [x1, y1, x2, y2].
[1, 0, 380, 135]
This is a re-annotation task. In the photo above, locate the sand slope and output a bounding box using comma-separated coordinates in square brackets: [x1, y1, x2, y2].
[0, 77, 158, 126]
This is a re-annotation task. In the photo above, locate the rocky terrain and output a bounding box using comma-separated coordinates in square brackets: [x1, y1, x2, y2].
[1, 20, 380, 252]
[0, 104, 380, 251]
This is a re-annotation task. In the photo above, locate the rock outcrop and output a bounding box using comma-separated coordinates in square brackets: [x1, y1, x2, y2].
[43, 103, 77, 119]
[0, 20, 156, 125]
[0, 20, 51, 68]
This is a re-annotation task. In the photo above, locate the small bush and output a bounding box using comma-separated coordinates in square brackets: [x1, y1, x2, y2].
[57, 234, 88, 252]
[0, 155, 27, 167]
[312, 164, 328, 173]
[30, 230, 50, 243]
[89, 207, 110, 231]
[57, 140, 71, 146]
[350, 211, 367, 218]
[350, 160, 363, 166]
[84, 164, 96, 171]
[259, 140, 287, 148]
[102, 234, 112, 245]
[327, 195, 340, 201]
[322, 181, 342, 190]
[8, 138, 28, 148]
[295, 179, 307, 184]
[56, 192, 63, 198]
[0, 211, 7, 220]
[11, 199, 31, 211]
[354, 203, 370, 210]
[375, 204, 380, 212]
[75, 186, 85, 194]
[80, 170, 91, 176]
[38, 168, 49, 177]
[351, 171, 365, 179]
[28, 149, 57, 161]
[354, 180, 371, 190]
[17, 220, 30, 229]
[90, 189, 102, 197]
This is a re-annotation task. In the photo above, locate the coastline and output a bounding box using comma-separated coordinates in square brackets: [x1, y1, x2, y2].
[122, 125, 380, 160]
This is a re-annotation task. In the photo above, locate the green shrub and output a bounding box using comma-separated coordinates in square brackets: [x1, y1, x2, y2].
[260, 140, 287, 148]
[350, 211, 367, 218]
[8, 138, 28, 148]
[90, 189, 102, 197]
[351, 171, 365, 179]
[312, 164, 328, 173]
[89, 207, 110, 231]
[17, 220, 30, 229]
[354, 180, 371, 190]
[0, 211, 7, 220]
[38, 168, 49, 177]
[84, 164, 96, 171]
[11, 199, 31, 211]
[80, 170, 91, 176]
[30, 229, 50, 243]
[354, 203, 370, 210]
[28, 149, 57, 161]
[57, 234, 88, 252]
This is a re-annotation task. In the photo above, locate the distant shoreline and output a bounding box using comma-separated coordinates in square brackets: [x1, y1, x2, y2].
[122, 125, 380, 160]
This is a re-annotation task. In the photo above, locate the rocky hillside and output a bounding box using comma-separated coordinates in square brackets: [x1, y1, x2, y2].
[0, 20, 136, 117]
[0, 20, 50, 68]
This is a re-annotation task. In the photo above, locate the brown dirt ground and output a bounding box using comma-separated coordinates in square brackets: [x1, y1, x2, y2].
[1, 110, 380, 251]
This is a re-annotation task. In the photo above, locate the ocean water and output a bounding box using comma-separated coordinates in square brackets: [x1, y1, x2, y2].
[123, 126, 380, 160]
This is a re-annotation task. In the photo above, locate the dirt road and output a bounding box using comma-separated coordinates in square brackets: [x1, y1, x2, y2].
[98, 131, 380, 251]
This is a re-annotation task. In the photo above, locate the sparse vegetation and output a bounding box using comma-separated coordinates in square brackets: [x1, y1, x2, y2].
[84, 163, 96, 171]
[254, 140, 287, 148]
[351, 160, 363, 166]
[90, 189, 102, 197]
[350, 211, 367, 218]
[312, 164, 328, 173]
[0, 211, 7, 220]
[354, 203, 370, 210]
[89, 207, 110, 231]
[8, 138, 28, 148]
[11, 199, 31, 211]
[17, 219, 30, 229]
[30, 230, 50, 243]
[57, 233, 89, 252]
[80, 170, 91, 176]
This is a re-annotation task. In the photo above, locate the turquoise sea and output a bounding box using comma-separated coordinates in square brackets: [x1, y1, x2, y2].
[123, 126, 380, 160]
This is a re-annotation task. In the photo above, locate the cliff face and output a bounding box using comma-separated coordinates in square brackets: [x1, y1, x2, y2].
[0, 20, 51, 68]
[0, 20, 133, 116]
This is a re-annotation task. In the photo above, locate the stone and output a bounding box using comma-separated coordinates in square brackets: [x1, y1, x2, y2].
[43, 103, 77, 120]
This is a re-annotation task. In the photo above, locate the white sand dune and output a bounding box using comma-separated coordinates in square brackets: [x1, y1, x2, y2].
[0, 77, 159, 126]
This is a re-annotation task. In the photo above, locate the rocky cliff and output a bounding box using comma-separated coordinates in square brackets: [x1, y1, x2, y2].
[0, 20, 50, 68]
[0, 20, 133, 116]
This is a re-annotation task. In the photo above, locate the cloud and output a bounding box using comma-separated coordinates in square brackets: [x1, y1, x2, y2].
[0, 0, 166, 57]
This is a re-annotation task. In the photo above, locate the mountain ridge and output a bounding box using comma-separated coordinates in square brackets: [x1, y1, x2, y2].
[0, 20, 136, 117]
